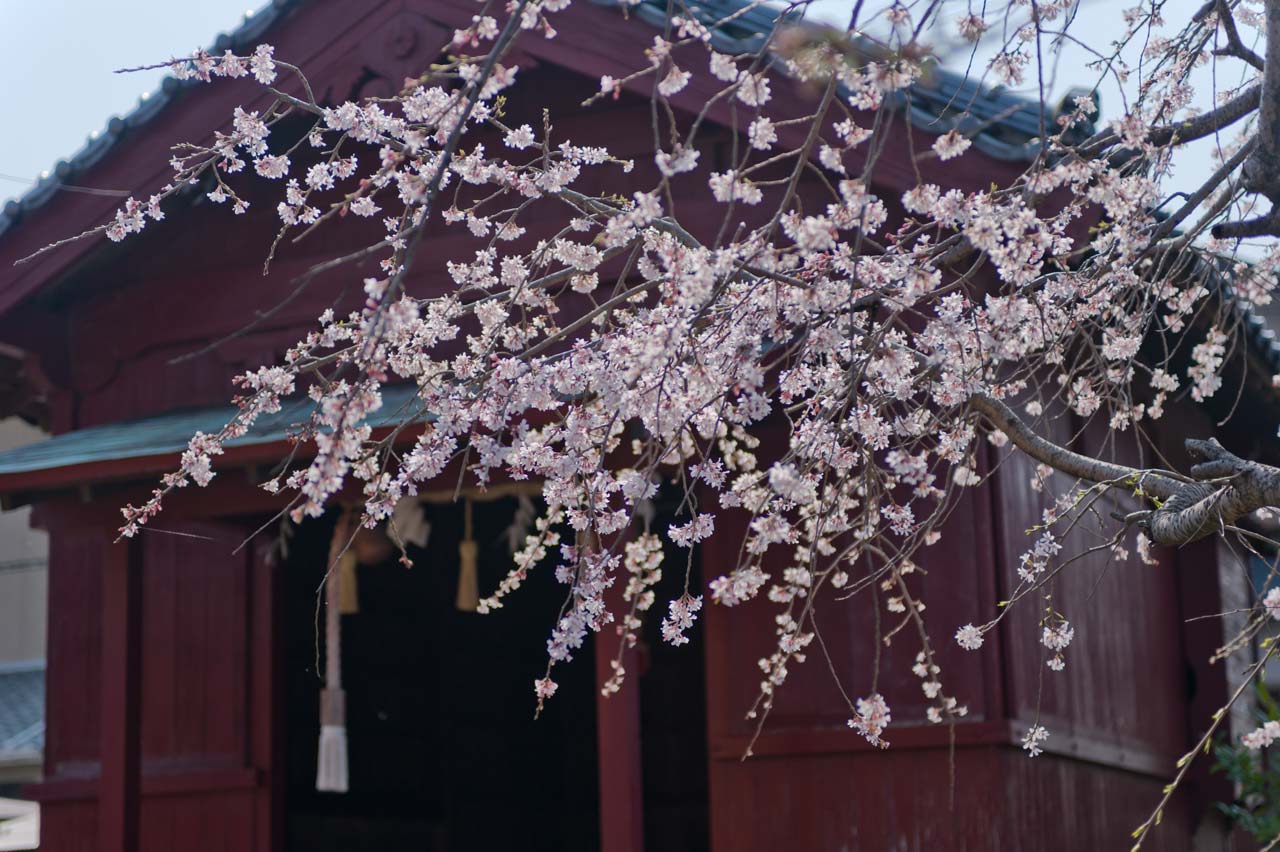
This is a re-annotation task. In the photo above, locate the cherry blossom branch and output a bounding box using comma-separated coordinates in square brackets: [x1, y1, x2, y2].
[970, 393, 1184, 498]
[971, 393, 1280, 546]
[1130, 643, 1278, 849]
[1079, 83, 1260, 158]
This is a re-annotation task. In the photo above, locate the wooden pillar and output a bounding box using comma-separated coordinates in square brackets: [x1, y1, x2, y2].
[99, 535, 142, 852]
[249, 535, 283, 852]
[595, 585, 645, 852]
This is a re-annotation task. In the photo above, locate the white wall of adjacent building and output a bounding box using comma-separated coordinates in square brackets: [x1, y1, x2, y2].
[0, 419, 45, 668]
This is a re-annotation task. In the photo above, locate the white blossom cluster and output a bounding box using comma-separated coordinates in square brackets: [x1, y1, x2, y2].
[77, 0, 1280, 772]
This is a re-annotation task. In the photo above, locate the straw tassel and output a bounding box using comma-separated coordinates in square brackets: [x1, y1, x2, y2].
[455, 498, 480, 612]
[316, 694, 348, 793]
[317, 512, 351, 793]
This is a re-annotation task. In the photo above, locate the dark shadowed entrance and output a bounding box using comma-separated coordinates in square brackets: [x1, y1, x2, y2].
[281, 498, 600, 852]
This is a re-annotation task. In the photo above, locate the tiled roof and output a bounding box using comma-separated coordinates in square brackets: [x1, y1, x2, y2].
[1202, 256, 1280, 376]
[0, 0, 1076, 240]
[0, 0, 1275, 380]
[0, 664, 43, 759]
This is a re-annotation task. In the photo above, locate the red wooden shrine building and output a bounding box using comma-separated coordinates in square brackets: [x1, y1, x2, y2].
[0, 0, 1277, 849]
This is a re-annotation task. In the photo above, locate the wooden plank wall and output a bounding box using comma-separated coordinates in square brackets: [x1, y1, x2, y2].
[700, 412, 1201, 851]
[33, 519, 276, 852]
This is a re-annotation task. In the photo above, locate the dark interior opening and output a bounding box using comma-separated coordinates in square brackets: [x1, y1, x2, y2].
[282, 498, 600, 852]
[638, 507, 710, 852]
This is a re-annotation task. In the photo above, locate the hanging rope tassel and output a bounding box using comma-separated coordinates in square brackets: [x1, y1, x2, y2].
[317, 512, 352, 793]
[455, 498, 480, 612]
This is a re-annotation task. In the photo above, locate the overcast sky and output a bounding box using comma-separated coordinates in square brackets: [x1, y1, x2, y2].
[0, 0, 1252, 209]
[0, 0, 260, 205]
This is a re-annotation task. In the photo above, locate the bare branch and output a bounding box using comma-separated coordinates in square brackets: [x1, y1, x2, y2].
[1214, 0, 1266, 69]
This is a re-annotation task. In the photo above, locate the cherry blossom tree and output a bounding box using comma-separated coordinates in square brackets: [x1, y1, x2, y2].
[23, 0, 1280, 843]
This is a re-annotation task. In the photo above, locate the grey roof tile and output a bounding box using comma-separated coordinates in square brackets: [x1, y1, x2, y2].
[0, 666, 43, 757]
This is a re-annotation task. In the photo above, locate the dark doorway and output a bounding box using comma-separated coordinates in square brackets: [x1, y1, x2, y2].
[638, 496, 710, 852]
[281, 498, 600, 852]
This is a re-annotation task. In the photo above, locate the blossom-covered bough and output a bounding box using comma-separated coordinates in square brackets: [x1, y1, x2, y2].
[24, 0, 1280, 844]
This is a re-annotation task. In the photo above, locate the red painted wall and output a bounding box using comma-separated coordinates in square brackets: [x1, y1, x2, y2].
[1, 0, 1225, 850]
[34, 518, 277, 852]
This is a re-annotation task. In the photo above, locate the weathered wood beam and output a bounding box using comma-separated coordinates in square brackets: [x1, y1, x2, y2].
[98, 534, 142, 852]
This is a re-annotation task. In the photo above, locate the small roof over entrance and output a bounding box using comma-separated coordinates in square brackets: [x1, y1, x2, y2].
[0, 384, 425, 498]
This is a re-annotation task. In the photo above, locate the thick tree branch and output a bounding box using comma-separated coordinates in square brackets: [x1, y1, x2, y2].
[970, 394, 1183, 498]
[1242, 0, 1280, 198]
[1080, 84, 1260, 156]
[1211, 209, 1280, 238]
[1148, 438, 1280, 544]
[970, 394, 1280, 547]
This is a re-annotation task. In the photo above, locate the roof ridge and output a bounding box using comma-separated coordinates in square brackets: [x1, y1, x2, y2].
[596, 0, 1096, 160]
